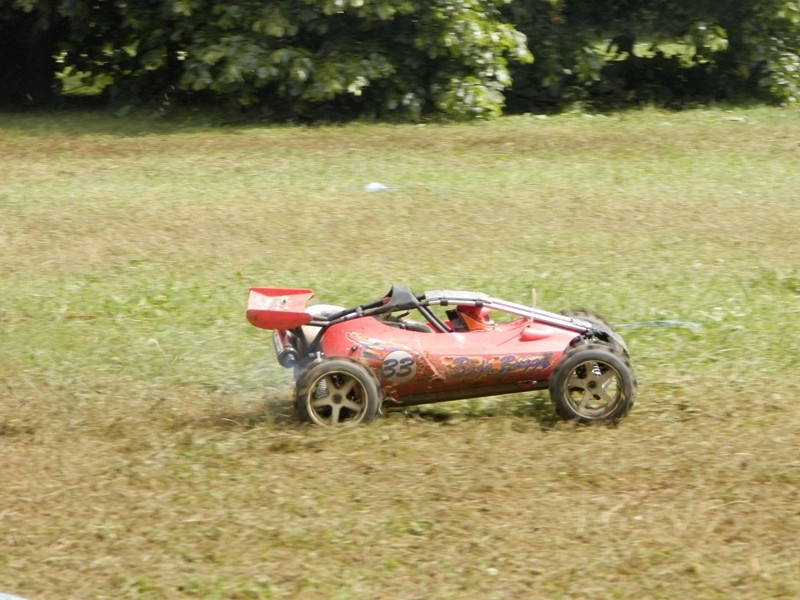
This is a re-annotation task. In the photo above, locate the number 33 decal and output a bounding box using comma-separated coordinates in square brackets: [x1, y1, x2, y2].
[382, 350, 417, 383]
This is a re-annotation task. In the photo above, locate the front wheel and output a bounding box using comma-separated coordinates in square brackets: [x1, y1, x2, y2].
[294, 359, 381, 426]
[549, 343, 636, 424]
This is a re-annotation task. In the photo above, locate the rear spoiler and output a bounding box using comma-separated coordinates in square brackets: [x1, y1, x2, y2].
[246, 287, 315, 330]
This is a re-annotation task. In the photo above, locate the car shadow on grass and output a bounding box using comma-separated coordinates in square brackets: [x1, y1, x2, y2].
[391, 393, 563, 430]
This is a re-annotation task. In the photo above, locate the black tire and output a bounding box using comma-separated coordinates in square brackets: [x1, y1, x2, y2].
[294, 359, 381, 426]
[549, 343, 636, 424]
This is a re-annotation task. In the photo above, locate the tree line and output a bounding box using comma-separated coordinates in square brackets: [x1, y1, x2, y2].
[1, 0, 798, 117]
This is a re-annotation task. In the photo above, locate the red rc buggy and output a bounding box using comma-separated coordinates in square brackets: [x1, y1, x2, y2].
[247, 285, 636, 426]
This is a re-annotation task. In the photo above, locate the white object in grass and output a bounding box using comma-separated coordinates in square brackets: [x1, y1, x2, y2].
[364, 182, 394, 193]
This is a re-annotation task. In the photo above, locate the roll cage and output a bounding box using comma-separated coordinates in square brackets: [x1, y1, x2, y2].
[303, 284, 597, 341]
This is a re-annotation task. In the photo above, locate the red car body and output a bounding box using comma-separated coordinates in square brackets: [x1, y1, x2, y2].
[316, 311, 574, 406]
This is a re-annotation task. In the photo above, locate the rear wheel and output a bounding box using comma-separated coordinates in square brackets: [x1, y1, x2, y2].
[295, 359, 381, 426]
[549, 343, 636, 424]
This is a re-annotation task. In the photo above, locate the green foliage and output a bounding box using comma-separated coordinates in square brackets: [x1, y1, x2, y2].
[505, 0, 800, 110]
[732, 0, 800, 103]
[176, 0, 530, 118]
[2, 0, 530, 118]
[1, 0, 798, 114]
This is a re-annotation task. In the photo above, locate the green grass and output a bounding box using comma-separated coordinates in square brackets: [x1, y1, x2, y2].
[1, 106, 799, 599]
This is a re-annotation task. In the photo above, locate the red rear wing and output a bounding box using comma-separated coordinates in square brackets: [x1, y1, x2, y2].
[246, 287, 315, 330]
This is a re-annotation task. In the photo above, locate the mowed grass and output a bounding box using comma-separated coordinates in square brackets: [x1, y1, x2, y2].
[1, 107, 799, 599]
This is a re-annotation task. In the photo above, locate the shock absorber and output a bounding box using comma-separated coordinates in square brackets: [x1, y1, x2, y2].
[315, 377, 329, 399]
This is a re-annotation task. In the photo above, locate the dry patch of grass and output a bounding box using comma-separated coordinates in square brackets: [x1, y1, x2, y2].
[1, 107, 799, 598]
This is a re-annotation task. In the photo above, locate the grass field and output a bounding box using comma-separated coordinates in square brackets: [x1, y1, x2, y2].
[1, 106, 799, 599]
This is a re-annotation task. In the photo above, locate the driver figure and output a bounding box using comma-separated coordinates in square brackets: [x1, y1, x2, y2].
[452, 305, 495, 331]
